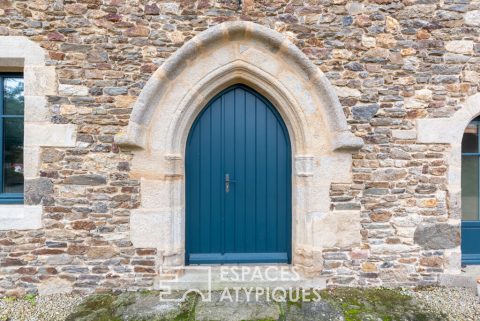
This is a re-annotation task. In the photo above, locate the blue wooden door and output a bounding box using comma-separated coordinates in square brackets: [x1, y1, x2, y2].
[186, 85, 292, 264]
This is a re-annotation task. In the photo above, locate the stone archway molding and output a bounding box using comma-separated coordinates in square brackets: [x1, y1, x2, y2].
[116, 21, 364, 273]
[116, 21, 362, 152]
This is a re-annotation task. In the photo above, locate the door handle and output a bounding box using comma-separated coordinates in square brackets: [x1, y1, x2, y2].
[225, 174, 236, 193]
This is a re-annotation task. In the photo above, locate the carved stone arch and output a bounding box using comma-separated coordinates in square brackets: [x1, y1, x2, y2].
[117, 21, 362, 153]
[117, 21, 364, 273]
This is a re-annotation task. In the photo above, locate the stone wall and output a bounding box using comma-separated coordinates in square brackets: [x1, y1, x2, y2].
[0, 0, 478, 296]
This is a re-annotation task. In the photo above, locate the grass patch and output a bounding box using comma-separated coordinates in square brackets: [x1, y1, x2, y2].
[23, 293, 36, 305]
[1, 297, 16, 303]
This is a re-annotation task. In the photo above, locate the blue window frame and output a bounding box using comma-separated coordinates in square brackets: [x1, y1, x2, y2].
[0, 73, 24, 204]
[461, 116, 480, 264]
[462, 117, 480, 219]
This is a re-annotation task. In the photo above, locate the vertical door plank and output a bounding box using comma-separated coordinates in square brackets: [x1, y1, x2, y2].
[266, 109, 278, 251]
[199, 106, 212, 252]
[223, 90, 236, 254]
[276, 124, 288, 254]
[244, 91, 257, 253]
[234, 88, 246, 253]
[210, 98, 223, 253]
[255, 98, 267, 253]
[186, 121, 201, 256]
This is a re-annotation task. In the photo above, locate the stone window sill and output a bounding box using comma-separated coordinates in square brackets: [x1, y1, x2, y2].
[0, 205, 42, 230]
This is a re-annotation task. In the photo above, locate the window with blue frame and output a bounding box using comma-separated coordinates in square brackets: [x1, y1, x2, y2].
[461, 116, 480, 264]
[462, 117, 480, 220]
[0, 73, 24, 204]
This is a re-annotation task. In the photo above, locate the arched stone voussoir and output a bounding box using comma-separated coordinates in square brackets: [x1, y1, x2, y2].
[115, 21, 363, 153]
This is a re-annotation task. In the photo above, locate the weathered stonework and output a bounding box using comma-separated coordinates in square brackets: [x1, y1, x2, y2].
[0, 36, 77, 234]
[0, 0, 478, 296]
[117, 21, 363, 279]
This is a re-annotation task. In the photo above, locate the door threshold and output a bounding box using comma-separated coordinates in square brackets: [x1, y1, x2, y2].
[187, 252, 290, 265]
[155, 265, 325, 291]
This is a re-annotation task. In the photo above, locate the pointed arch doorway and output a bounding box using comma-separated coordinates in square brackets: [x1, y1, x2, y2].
[121, 21, 364, 271]
[185, 85, 292, 264]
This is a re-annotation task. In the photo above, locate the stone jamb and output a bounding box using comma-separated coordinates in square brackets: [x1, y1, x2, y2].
[416, 92, 480, 273]
[116, 21, 364, 273]
[0, 36, 77, 231]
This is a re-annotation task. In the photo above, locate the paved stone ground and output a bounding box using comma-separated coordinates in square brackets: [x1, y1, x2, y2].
[3, 287, 476, 321]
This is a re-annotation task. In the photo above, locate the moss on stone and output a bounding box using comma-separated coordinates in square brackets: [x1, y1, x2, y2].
[138, 289, 161, 296]
[65, 293, 119, 321]
[319, 288, 447, 321]
[65, 288, 448, 321]
[172, 292, 198, 321]
[66, 291, 199, 321]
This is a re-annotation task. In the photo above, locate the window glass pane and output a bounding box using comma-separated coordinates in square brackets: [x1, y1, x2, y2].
[4, 118, 23, 193]
[3, 78, 24, 115]
[462, 155, 479, 220]
[462, 123, 478, 153]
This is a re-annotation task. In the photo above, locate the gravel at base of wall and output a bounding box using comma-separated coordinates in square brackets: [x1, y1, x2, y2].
[0, 294, 83, 321]
[407, 287, 480, 321]
[1, 287, 479, 321]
